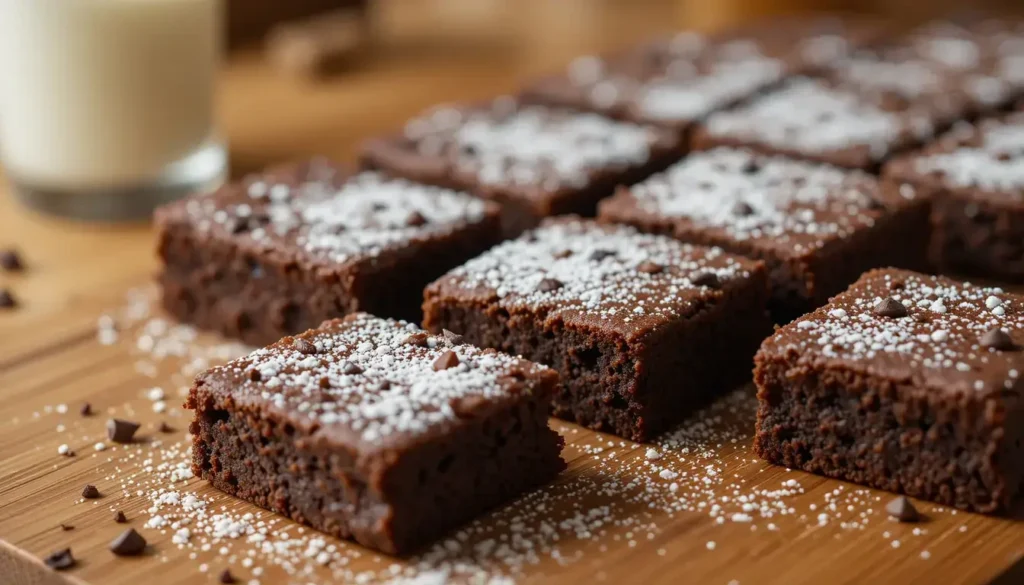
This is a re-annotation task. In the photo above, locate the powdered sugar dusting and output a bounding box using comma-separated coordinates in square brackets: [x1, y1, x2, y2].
[915, 113, 1024, 191]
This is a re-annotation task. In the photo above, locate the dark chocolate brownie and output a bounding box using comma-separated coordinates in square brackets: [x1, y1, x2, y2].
[598, 147, 930, 320]
[754, 268, 1024, 514]
[884, 112, 1024, 282]
[422, 217, 772, 441]
[693, 33, 1017, 171]
[903, 18, 1024, 97]
[156, 161, 501, 346]
[187, 313, 565, 555]
[359, 98, 684, 236]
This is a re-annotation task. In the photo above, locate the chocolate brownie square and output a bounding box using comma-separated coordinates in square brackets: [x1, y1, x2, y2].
[693, 36, 1015, 171]
[187, 313, 565, 554]
[754, 268, 1024, 513]
[884, 112, 1024, 282]
[359, 98, 684, 236]
[904, 18, 1024, 96]
[423, 217, 772, 441]
[599, 148, 930, 320]
[156, 160, 501, 346]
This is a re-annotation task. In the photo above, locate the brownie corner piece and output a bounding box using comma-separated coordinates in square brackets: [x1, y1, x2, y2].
[187, 313, 564, 555]
[598, 147, 930, 321]
[155, 160, 501, 346]
[754, 268, 1024, 513]
[358, 98, 684, 236]
[423, 217, 772, 441]
[883, 112, 1024, 282]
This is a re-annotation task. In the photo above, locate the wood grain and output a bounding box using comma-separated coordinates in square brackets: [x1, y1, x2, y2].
[1, 2, 1022, 584]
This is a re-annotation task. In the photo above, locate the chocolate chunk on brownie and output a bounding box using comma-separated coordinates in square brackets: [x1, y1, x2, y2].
[423, 217, 772, 441]
[599, 148, 929, 320]
[156, 161, 501, 346]
[885, 112, 1024, 282]
[755, 268, 1024, 514]
[359, 97, 683, 236]
[187, 313, 564, 554]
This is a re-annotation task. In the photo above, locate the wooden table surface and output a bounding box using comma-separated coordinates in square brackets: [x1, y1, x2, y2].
[1, 2, 1022, 584]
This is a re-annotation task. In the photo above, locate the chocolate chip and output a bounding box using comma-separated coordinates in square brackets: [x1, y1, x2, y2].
[0, 288, 17, 309]
[114, 510, 127, 523]
[109, 528, 147, 556]
[874, 297, 909, 318]
[342, 362, 363, 375]
[403, 332, 430, 347]
[885, 496, 920, 522]
[589, 249, 616, 262]
[0, 249, 24, 272]
[637, 261, 663, 275]
[82, 485, 100, 499]
[44, 548, 75, 571]
[740, 159, 760, 174]
[980, 328, 1016, 351]
[371, 202, 388, 212]
[996, 152, 1013, 162]
[433, 350, 460, 371]
[293, 339, 318, 355]
[553, 249, 573, 259]
[692, 272, 721, 289]
[158, 422, 174, 434]
[442, 329, 464, 346]
[536, 278, 563, 293]
[219, 569, 237, 584]
[60, 523, 74, 531]
[378, 380, 392, 390]
[406, 211, 428, 227]
[106, 419, 141, 444]
[80, 402, 93, 416]
[732, 201, 755, 216]
[249, 369, 262, 382]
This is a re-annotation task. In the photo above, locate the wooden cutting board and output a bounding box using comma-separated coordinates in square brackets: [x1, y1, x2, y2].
[1, 2, 1022, 584]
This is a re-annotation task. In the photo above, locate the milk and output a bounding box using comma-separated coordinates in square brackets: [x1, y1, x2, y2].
[0, 0, 224, 193]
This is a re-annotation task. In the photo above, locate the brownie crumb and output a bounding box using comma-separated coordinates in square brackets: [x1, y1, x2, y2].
[109, 528, 147, 556]
[0, 288, 17, 309]
[158, 422, 174, 434]
[637, 261, 664, 275]
[43, 548, 75, 571]
[441, 329, 464, 346]
[402, 332, 430, 347]
[79, 402, 93, 416]
[114, 510, 128, 523]
[536, 278, 564, 293]
[0, 248, 24, 272]
[59, 523, 74, 531]
[106, 418, 141, 444]
[692, 272, 722, 289]
[82, 485, 101, 499]
[433, 350, 460, 371]
[218, 569, 237, 584]
[886, 496, 920, 522]
[341, 361, 363, 375]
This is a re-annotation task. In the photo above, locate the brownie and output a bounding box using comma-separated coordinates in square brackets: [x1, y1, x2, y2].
[187, 313, 565, 554]
[156, 161, 501, 346]
[754, 269, 1024, 514]
[422, 217, 772, 441]
[903, 18, 1024, 97]
[884, 112, 1024, 282]
[359, 98, 684, 236]
[598, 147, 930, 321]
[693, 35, 1016, 171]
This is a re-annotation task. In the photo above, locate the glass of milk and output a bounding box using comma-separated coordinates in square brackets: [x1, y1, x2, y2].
[0, 0, 227, 221]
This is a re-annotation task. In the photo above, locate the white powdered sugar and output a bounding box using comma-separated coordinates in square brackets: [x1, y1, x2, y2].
[620, 148, 911, 252]
[704, 78, 921, 159]
[203, 314, 544, 444]
[436, 219, 753, 329]
[635, 59, 785, 122]
[766, 270, 1024, 393]
[181, 167, 489, 265]
[915, 113, 1024, 192]
[403, 100, 660, 193]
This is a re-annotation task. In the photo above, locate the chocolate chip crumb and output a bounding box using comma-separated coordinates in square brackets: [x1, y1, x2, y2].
[637, 261, 663, 275]
[60, 523, 74, 531]
[82, 485, 100, 499]
[109, 528, 147, 556]
[402, 332, 429, 347]
[293, 338, 318, 355]
[885, 496, 920, 522]
[158, 422, 174, 434]
[319, 376, 331, 389]
[106, 419, 141, 444]
[732, 201, 755, 216]
[873, 297, 908, 318]
[0, 288, 17, 309]
[406, 210, 428, 227]
[433, 350, 460, 371]
[980, 328, 1016, 351]
[342, 361, 363, 375]
[0, 249, 24, 272]
[692, 272, 721, 289]
[44, 548, 75, 571]
[114, 510, 128, 523]
[553, 249, 573, 259]
[79, 402, 93, 416]
[441, 329, 464, 346]
[536, 278, 563, 293]
[219, 569, 237, 584]
[249, 369, 262, 382]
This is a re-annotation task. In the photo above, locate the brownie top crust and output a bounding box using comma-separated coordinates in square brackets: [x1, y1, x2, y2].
[760, 268, 1024, 397]
[428, 217, 763, 339]
[891, 112, 1024, 198]
[194, 313, 554, 450]
[155, 161, 497, 268]
[601, 148, 921, 259]
[381, 98, 679, 196]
